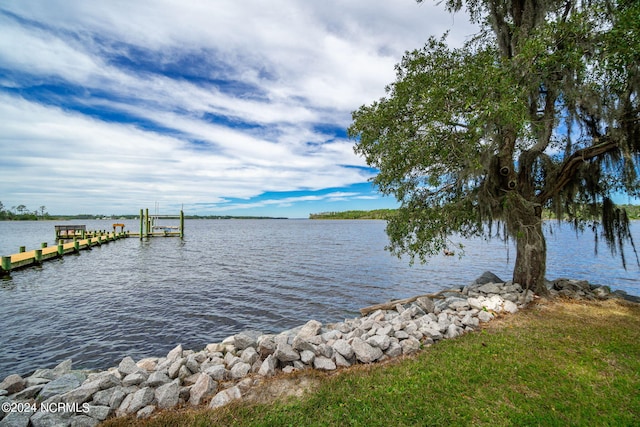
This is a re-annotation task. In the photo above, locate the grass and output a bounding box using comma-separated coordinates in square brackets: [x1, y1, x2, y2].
[103, 298, 640, 427]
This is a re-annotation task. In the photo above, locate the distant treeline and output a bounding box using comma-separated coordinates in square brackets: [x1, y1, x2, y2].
[311, 205, 640, 220]
[0, 202, 288, 221]
[309, 209, 397, 220]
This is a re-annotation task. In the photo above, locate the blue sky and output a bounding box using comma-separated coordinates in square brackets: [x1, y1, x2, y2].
[0, 1, 476, 218]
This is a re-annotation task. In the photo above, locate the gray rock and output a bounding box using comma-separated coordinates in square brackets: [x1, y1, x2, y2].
[444, 324, 461, 339]
[478, 310, 493, 323]
[0, 375, 25, 395]
[70, 414, 100, 427]
[257, 355, 277, 377]
[60, 378, 103, 405]
[38, 372, 85, 401]
[117, 387, 154, 416]
[332, 339, 354, 359]
[592, 286, 611, 298]
[415, 297, 436, 313]
[400, 337, 421, 355]
[313, 357, 337, 371]
[30, 360, 72, 383]
[155, 382, 180, 409]
[24, 377, 50, 388]
[108, 388, 127, 410]
[448, 298, 470, 311]
[146, 371, 171, 387]
[136, 405, 156, 419]
[234, 331, 261, 350]
[351, 338, 383, 363]
[296, 320, 322, 339]
[91, 388, 115, 406]
[224, 353, 241, 369]
[189, 374, 216, 406]
[209, 386, 242, 409]
[317, 343, 334, 359]
[394, 330, 409, 339]
[366, 335, 391, 350]
[229, 363, 251, 380]
[168, 358, 185, 379]
[474, 271, 504, 285]
[477, 282, 503, 294]
[333, 352, 351, 368]
[240, 347, 259, 365]
[85, 405, 111, 421]
[461, 314, 479, 328]
[166, 344, 183, 362]
[122, 371, 148, 387]
[185, 354, 201, 374]
[292, 336, 317, 353]
[274, 343, 300, 362]
[0, 411, 31, 427]
[117, 357, 139, 377]
[204, 365, 226, 381]
[12, 384, 43, 400]
[30, 410, 72, 427]
[321, 330, 342, 341]
[385, 341, 403, 358]
[256, 335, 277, 358]
[300, 350, 315, 365]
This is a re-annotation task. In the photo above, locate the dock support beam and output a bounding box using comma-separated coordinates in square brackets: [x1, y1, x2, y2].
[1, 256, 11, 275]
[139, 209, 144, 240]
[180, 210, 184, 238]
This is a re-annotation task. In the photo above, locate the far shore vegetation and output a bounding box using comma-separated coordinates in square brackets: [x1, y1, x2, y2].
[103, 298, 640, 427]
[310, 205, 640, 220]
[0, 201, 286, 221]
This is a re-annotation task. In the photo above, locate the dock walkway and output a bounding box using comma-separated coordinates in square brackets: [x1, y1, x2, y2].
[1, 232, 126, 276]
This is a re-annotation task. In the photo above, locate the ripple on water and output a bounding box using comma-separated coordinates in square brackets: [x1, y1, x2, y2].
[0, 219, 637, 378]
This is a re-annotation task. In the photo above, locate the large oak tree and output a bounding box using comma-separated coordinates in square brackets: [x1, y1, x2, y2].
[349, 0, 639, 294]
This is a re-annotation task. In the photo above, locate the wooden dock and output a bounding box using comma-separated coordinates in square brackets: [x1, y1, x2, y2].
[1, 208, 184, 276]
[0, 232, 127, 276]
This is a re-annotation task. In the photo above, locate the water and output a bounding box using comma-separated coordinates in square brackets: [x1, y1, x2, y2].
[0, 219, 638, 379]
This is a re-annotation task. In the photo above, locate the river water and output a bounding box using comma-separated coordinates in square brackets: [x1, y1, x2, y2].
[0, 219, 638, 379]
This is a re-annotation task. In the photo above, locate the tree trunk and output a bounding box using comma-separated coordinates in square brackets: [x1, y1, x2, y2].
[512, 213, 548, 296]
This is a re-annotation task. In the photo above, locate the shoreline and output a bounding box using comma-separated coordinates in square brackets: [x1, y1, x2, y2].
[1, 273, 637, 425]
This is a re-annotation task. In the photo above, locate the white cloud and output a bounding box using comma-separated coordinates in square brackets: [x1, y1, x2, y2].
[0, 0, 476, 215]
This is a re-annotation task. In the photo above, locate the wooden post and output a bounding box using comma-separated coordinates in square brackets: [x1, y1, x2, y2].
[41, 242, 48, 248]
[1, 256, 11, 274]
[19, 246, 25, 253]
[74, 240, 80, 251]
[35, 249, 42, 263]
[180, 210, 184, 238]
[58, 243, 64, 255]
[145, 208, 150, 238]
[139, 209, 143, 240]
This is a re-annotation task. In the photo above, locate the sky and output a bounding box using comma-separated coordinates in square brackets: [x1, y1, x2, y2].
[0, 1, 477, 218]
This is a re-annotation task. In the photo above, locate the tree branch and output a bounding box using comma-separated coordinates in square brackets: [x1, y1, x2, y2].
[537, 139, 619, 203]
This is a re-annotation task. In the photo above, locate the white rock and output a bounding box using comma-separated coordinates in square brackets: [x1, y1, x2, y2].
[258, 355, 277, 377]
[155, 382, 180, 409]
[209, 386, 242, 409]
[189, 373, 217, 406]
[296, 320, 323, 339]
[229, 362, 251, 380]
[503, 300, 519, 314]
[351, 338, 383, 363]
[313, 357, 337, 371]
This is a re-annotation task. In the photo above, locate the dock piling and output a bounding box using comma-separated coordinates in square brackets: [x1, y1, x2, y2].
[1, 256, 11, 275]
